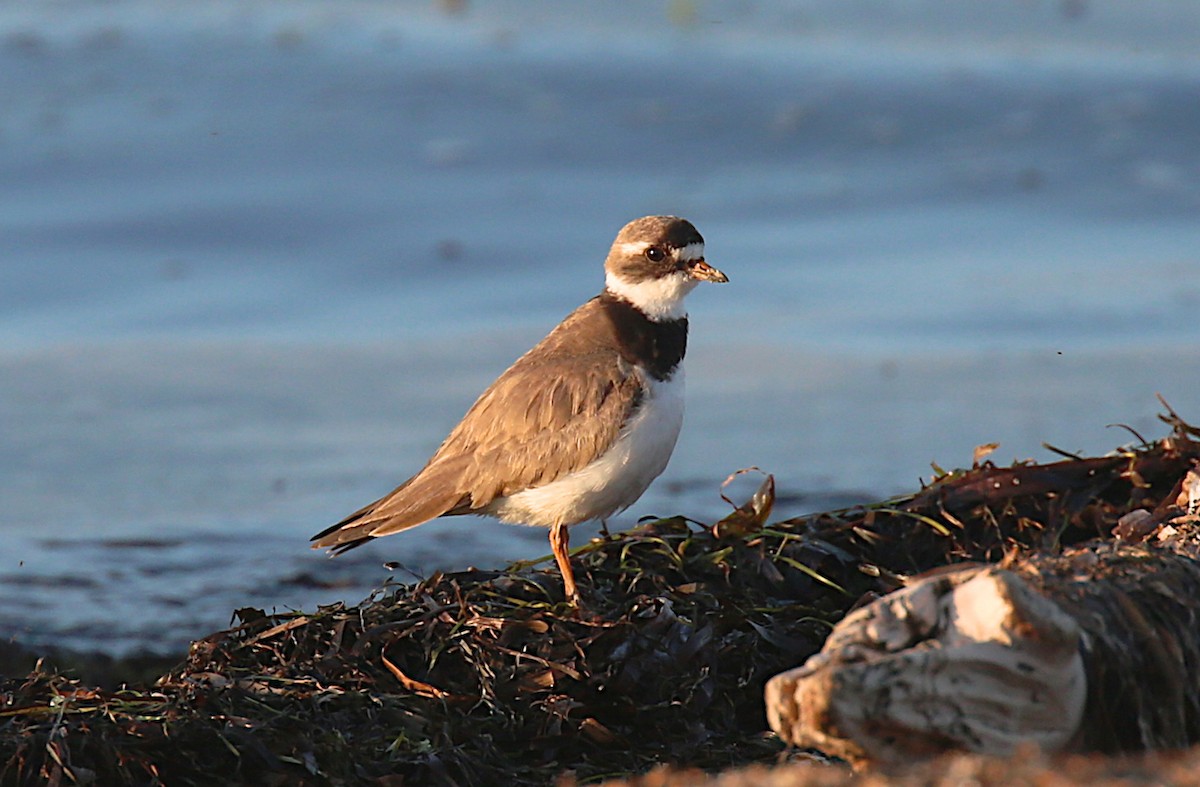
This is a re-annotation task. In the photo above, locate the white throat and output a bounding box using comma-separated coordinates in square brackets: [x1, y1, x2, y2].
[605, 270, 696, 322]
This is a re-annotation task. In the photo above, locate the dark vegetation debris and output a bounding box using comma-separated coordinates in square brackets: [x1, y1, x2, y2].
[2, 409, 1199, 785]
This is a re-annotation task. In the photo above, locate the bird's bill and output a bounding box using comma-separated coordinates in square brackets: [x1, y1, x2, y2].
[686, 259, 729, 283]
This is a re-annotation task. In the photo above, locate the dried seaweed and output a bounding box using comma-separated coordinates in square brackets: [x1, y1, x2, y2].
[2, 412, 1199, 785]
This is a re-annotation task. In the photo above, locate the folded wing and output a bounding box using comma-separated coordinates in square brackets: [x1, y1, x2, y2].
[311, 301, 641, 553]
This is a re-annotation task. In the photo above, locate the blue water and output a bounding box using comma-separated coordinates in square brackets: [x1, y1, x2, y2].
[3, 0, 1199, 654]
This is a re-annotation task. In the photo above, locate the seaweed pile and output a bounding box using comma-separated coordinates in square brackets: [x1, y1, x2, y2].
[2, 410, 1199, 785]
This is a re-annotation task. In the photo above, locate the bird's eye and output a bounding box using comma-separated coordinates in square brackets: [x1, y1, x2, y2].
[644, 247, 666, 263]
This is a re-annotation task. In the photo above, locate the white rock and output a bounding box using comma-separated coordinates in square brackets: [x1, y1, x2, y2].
[765, 566, 1086, 765]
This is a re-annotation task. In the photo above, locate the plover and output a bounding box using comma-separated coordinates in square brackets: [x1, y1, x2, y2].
[311, 216, 727, 603]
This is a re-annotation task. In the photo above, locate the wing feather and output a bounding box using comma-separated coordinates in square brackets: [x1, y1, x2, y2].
[431, 350, 642, 506]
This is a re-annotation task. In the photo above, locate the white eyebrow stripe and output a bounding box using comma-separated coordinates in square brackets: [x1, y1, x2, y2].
[615, 241, 706, 260]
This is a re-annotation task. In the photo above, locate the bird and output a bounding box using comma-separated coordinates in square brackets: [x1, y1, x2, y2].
[311, 215, 727, 604]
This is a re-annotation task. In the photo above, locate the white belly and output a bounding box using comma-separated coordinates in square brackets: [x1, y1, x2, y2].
[486, 370, 685, 527]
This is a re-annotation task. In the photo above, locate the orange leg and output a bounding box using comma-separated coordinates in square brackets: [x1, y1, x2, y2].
[549, 521, 579, 605]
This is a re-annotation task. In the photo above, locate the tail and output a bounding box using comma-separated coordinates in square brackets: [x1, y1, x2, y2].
[311, 473, 471, 555]
[310, 500, 389, 555]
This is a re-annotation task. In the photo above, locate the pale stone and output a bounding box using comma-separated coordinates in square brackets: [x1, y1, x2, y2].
[765, 566, 1086, 765]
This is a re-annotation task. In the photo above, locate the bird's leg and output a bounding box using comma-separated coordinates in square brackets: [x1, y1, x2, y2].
[599, 519, 611, 538]
[549, 521, 580, 605]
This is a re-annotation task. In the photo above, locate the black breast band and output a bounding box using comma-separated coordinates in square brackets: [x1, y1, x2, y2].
[599, 292, 688, 381]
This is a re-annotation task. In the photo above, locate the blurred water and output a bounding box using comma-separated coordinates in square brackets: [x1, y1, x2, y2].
[2, 0, 1199, 654]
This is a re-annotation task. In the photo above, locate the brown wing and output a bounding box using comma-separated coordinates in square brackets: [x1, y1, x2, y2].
[311, 299, 641, 552]
[430, 349, 643, 506]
